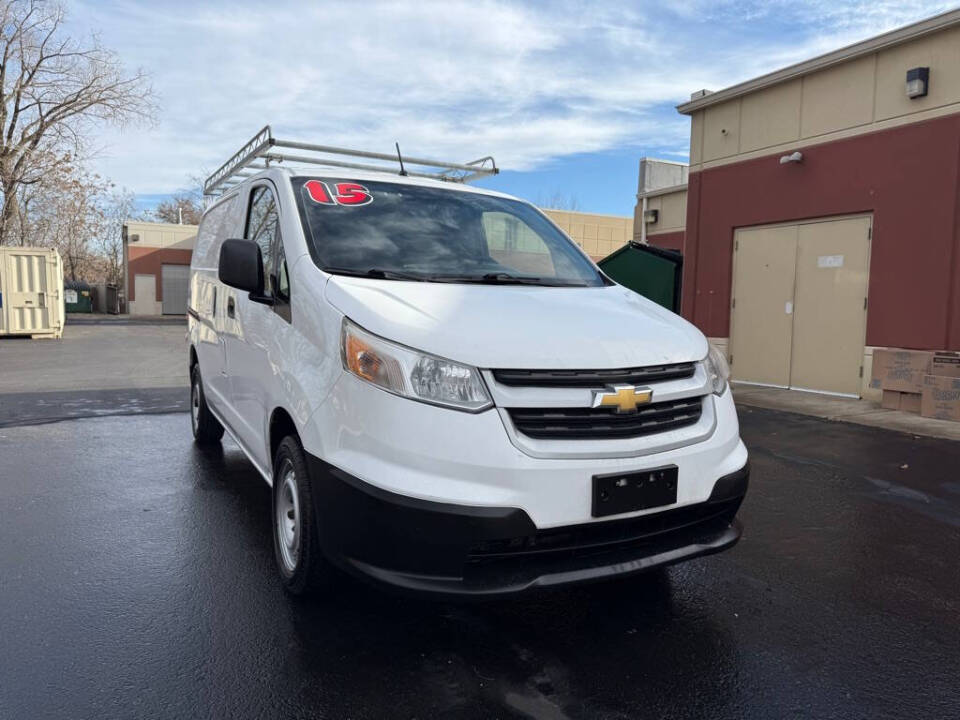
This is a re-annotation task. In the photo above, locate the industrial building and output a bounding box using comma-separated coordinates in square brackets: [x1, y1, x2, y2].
[122, 221, 198, 315]
[633, 158, 687, 253]
[543, 209, 633, 261]
[634, 9, 960, 400]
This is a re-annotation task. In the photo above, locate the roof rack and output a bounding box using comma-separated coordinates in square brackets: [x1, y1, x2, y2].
[203, 125, 499, 197]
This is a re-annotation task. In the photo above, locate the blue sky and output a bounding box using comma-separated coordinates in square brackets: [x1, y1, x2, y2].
[69, 0, 956, 217]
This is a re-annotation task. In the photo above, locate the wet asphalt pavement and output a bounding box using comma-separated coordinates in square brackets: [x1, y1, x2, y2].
[2, 403, 959, 719]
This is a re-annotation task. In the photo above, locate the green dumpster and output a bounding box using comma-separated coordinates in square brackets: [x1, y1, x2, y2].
[64, 281, 93, 313]
[598, 243, 683, 313]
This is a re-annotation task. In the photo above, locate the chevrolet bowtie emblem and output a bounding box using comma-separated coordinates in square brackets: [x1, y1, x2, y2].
[592, 384, 653, 413]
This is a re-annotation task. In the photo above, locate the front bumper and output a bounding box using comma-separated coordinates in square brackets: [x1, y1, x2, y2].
[308, 455, 749, 597]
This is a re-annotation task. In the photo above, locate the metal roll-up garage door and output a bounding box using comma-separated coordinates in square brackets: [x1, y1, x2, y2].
[161, 264, 189, 315]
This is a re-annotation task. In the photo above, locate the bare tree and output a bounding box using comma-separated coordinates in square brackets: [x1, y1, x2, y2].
[13, 148, 71, 246]
[0, 0, 153, 244]
[44, 167, 108, 281]
[97, 186, 135, 286]
[536, 191, 581, 212]
[154, 191, 202, 225]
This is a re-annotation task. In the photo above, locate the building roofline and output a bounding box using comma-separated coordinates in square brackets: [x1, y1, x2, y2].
[637, 182, 688, 200]
[122, 220, 199, 230]
[539, 207, 633, 220]
[677, 8, 960, 115]
[640, 157, 689, 167]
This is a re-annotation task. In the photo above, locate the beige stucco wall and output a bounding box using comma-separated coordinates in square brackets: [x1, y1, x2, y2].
[124, 221, 199, 250]
[542, 209, 632, 259]
[688, 24, 960, 170]
[633, 187, 688, 241]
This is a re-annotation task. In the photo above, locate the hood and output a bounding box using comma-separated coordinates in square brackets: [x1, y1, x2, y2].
[324, 277, 708, 369]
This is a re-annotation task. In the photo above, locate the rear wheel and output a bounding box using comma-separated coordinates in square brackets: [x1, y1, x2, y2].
[190, 364, 224, 444]
[272, 435, 335, 596]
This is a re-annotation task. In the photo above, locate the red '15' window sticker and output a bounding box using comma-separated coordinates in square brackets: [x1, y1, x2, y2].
[304, 179, 373, 207]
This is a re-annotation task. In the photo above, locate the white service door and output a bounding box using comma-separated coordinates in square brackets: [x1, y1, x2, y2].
[133, 274, 156, 316]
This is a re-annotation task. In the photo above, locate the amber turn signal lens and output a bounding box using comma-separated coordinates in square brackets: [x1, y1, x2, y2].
[345, 334, 380, 381]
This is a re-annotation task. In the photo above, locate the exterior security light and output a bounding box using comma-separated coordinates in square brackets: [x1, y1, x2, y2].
[643, 209, 659, 224]
[906, 67, 929, 98]
[779, 151, 803, 165]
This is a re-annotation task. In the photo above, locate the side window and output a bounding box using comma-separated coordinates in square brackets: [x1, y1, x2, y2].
[481, 211, 556, 276]
[277, 256, 290, 300]
[274, 245, 292, 324]
[245, 186, 280, 293]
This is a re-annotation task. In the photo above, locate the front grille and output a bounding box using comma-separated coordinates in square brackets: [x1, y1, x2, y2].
[492, 362, 696, 388]
[507, 397, 702, 440]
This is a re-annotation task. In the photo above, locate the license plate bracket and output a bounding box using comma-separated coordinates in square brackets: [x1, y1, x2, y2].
[592, 465, 678, 518]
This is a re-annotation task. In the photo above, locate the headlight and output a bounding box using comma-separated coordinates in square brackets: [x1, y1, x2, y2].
[703, 344, 730, 396]
[341, 318, 492, 412]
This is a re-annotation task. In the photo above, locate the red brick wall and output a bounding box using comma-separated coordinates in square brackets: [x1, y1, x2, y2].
[647, 231, 685, 253]
[682, 112, 960, 350]
[127, 247, 193, 302]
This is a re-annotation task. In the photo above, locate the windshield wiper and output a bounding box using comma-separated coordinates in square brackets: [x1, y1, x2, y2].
[482, 272, 542, 284]
[432, 272, 588, 287]
[325, 267, 588, 286]
[323, 267, 430, 282]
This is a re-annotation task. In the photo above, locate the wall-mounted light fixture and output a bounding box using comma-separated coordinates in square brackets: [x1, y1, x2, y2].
[906, 67, 929, 98]
[779, 151, 803, 165]
[643, 209, 659, 224]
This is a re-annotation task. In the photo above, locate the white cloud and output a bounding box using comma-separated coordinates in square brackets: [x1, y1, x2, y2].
[66, 0, 954, 193]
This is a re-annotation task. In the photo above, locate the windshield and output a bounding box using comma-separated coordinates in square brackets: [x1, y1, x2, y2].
[293, 176, 606, 286]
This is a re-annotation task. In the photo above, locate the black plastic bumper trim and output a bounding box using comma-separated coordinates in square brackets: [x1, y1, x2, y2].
[306, 455, 749, 597]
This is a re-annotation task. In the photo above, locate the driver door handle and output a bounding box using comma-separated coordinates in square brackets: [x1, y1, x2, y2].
[227, 297, 235, 318]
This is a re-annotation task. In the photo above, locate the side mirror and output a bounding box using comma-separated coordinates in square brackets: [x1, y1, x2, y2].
[218, 239, 273, 304]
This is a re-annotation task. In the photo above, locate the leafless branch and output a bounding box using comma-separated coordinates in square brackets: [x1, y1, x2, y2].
[0, 0, 155, 245]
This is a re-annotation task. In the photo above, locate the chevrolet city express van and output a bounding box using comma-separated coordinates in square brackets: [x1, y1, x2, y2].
[187, 166, 748, 596]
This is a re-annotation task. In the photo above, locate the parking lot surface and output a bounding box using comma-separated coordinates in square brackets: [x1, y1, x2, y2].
[0, 318, 187, 394]
[2, 401, 958, 719]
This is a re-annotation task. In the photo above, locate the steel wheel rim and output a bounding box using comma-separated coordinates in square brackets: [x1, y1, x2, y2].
[191, 379, 200, 433]
[275, 461, 301, 573]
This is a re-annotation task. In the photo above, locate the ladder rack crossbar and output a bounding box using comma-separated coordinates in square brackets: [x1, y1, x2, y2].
[271, 139, 491, 174]
[261, 152, 489, 183]
[203, 125, 498, 197]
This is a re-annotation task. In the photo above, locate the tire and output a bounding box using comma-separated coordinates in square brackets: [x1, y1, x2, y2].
[271, 434, 335, 596]
[190, 364, 224, 445]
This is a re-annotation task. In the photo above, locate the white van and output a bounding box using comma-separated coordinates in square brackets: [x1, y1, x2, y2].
[188, 129, 748, 597]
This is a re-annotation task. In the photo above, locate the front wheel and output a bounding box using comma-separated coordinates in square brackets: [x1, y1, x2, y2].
[190, 364, 224, 445]
[272, 435, 335, 596]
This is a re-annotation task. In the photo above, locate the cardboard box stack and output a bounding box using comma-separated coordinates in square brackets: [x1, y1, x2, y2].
[921, 351, 960, 422]
[871, 349, 931, 414]
[871, 349, 960, 421]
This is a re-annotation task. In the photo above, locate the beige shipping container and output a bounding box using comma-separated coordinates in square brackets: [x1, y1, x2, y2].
[0, 247, 64, 339]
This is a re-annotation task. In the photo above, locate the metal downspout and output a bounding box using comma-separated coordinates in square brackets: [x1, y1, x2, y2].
[640, 196, 648, 245]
